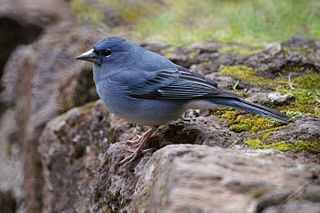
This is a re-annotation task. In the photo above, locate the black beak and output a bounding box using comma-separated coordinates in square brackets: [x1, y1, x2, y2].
[76, 49, 97, 63]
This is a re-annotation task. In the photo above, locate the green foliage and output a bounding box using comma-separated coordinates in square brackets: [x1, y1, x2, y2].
[70, 0, 320, 46]
[133, 0, 320, 46]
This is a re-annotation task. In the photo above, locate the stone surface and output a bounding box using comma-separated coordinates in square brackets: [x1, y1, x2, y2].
[247, 91, 296, 107]
[261, 116, 320, 144]
[40, 101, 110, 212]
[242, 37, 320, 77]
[0, 190, 16, 213]
[39, 101, 240, 212]
[129, 145, 319, 213]
[39, 101, 320, 213]
[0, 23, 104, 212]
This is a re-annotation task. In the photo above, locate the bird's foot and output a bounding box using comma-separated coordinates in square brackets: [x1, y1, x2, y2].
[120, 147, 155, 164]
[126, 126, 160, 145]
[120, 128, 156, 164]
[126, 135, 143, 144]
[119, 149, 141, 164]
[124, 147, 156, 154]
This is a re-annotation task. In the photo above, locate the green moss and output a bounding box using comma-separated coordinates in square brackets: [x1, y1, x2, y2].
[229, 120, 253, 132]
[213, 108, 280, 133]
[291, 72, 320, 90]
[245, 138, 320, 153]
[214, 66, 319, 153]
[220, 65, 286, 85]
[277, 72, 320, 116]
[220, 66, 320, 117]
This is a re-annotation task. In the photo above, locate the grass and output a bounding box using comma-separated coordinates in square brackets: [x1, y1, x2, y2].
[71, 0, 320, 46]
[132, 0, 320, 46]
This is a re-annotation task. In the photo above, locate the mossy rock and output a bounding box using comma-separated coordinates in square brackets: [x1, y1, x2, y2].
[245, 138, 320, 154]
[244, 117, 320, 153]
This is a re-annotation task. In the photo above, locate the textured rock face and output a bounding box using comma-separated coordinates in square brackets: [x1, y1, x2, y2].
[132, 145, 319, 213]
[39, 101, 239, 212]
[39, 101, 320, 213]
[243, 38, 320, 76]
[40, 101, 110, 212]
[0, 23, 103, 212]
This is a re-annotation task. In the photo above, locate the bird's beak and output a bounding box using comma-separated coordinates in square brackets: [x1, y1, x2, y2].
[76, 49, 97, 63]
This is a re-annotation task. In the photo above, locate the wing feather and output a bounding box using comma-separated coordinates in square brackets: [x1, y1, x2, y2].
[129, 66, 223, 99]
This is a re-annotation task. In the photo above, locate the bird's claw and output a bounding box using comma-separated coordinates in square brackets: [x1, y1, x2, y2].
[120, 128, 156, 164]
[126, 135, 143, 144]
[119, 150, 141, 164]
[124, 147, 155, 153]
[120, 147, 156, 164]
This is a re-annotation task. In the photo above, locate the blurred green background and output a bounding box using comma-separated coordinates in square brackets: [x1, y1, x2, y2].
[72, 0, 320, 46]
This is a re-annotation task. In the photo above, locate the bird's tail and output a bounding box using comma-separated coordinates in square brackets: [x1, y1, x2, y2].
[210, 97, 289, 123]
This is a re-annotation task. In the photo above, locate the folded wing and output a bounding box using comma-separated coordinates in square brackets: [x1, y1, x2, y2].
[128, 66, 235, 100]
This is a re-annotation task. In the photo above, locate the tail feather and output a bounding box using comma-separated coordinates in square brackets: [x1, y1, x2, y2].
[211, 98, 289, 123]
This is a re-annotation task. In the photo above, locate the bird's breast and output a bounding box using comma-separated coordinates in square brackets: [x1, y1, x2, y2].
[95, 80, 187, 126]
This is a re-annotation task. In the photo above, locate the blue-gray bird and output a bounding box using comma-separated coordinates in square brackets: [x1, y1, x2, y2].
[77, 37, 289, 163]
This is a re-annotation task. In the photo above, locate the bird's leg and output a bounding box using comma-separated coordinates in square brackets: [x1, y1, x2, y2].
[120, 127, 157, 164]
[126, 130, 147, 144]
[126, 136, 142, 144]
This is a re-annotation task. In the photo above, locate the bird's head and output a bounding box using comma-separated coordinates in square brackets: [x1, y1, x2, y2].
[76, 36, 134, 66]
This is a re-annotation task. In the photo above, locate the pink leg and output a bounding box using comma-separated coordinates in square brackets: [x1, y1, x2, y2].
[120, 127, 157, 164]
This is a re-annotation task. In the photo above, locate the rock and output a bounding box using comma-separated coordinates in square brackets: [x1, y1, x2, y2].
[152, 111, 239, 149]
[0, 110, 22, 212]
[161, 46, 198, 68]
[0, 23, 104, 212]
[0, 16, 42, 83]
[267, 92, 295, 105]
[263, 116, 320, 144]
[39, 101, 239, 212]
[245, 116, 320, 155]
[141, 41, 240, 71]
[187, 41, 220, 53]
[0, 190, 16, 213]
[40, 101, 111, 212]
[39, 101, 320, 213]
[247, 91, 295, 107]
[205, 72, 242, 90]
[242, 37, 320, 77]
[128, 145, 319, 213]
[0, 0, 71, 80]
[263, 200, 320, 213]
[282, 36, 320, 68]
[0, 0, 71, 24]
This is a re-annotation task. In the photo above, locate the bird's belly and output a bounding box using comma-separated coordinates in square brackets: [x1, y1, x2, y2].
[98, 86, 186, 126]
[108, 98, 186, 126]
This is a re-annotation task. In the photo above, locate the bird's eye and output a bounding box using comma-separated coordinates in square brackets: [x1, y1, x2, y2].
[99, 49, 112, 57]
